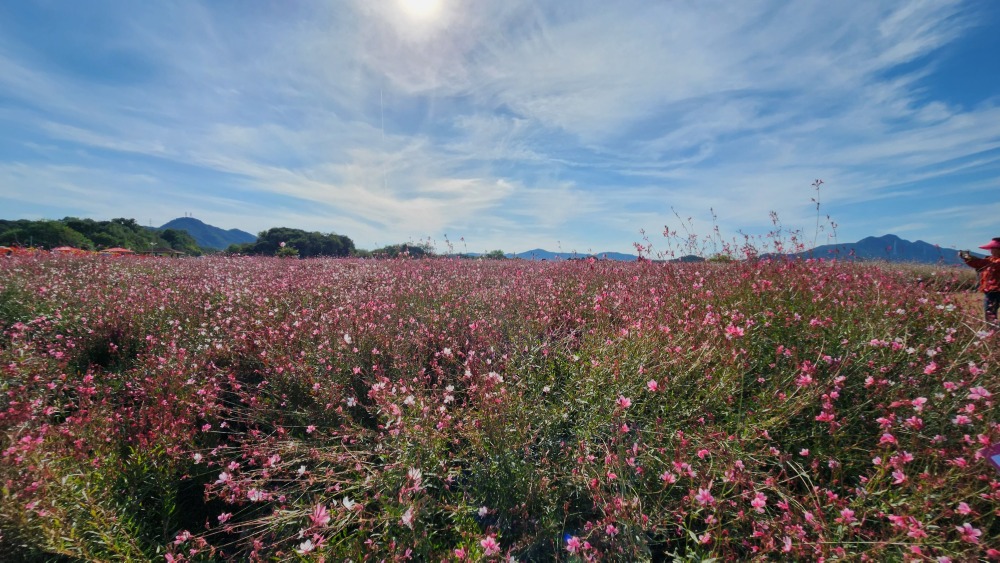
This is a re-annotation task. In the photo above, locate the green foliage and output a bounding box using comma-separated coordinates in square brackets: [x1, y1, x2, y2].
[0, 284, 37, 335]
[276, 245, 300, 258]
[0, 220, 93, 249]
[159, 229, 203, 256]
[371, 243, 434, 258]
[228, 227, 355, 257]
[0, 217, 205, 255]
[482, 250, 506, 260]
[0, 445, 189, 561]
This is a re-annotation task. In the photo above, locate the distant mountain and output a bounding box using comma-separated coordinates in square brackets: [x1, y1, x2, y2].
[505, 234, 974, 265]
[505, 249, 706, 262]
[593, 251, 640, 261]
[157, 217, 256, 250]
[507, 249, 655, 261]
[795, 234, 975, 265]
[510, 249, 637, 261]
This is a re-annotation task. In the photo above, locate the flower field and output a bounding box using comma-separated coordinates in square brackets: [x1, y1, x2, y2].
[0, 255, 997, 561]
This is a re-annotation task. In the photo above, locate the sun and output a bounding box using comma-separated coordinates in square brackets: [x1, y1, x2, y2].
[399, 0, 442, 20]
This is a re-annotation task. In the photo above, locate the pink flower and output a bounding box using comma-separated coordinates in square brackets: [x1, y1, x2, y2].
[911, 397, 927, 412]
[310, 504, 330, 527]
[647, 379, 658, 392]
[751, 492, 767, 513]
[879, 433, 897, 445]
[923, 362, 937, 375]
[956, 522, 981, 544]
[660, 471, 677, 484]
[956, 502, 972, 515]
[952, 414, 971, 425]
[407, 467, 423, 490]
[616, 395, 632, 409]
[815, 411, 835, 423]
[606, 524, 619, 536]
[837, 508, 856, 524]
[891, 470, 906, 485]
[694, 487, 715, 506]
[481, 535, 501, 556]
[306, 425, 316, 434]
[566, 536, 582, 554]
[968, 386, 991, 401]
[454, 548, 467, 559]
[401, 506, 414, 529]
[799, 449, 809, 457]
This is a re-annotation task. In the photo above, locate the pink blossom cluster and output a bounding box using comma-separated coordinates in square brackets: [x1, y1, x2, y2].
[0, 253, 996, 560]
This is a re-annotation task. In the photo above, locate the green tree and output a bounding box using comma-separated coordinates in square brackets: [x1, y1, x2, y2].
[0, 220, 93, 249]
[276, 245, 299, 258]
[228, 228, 355, 257]
[371, 243, 432, 258]
[159, 229, 202, 256]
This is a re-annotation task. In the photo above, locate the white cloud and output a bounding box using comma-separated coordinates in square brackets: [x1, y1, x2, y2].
[0, 0, 998, 253]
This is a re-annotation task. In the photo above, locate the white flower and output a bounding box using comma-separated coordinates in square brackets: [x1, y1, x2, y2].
[296, 539, 315, 554]
[343, 497, 356, 510]
[401, 507, 415, 529]
[343, 333, 352, 345]
[215, 471, 230, 485]
[346, 397, 357, 407]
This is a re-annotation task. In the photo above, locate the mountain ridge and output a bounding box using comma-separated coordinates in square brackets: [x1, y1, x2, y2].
[792, 234, 975, 266]
[157, 217, 256, 250]
[508, 234, 978, 265]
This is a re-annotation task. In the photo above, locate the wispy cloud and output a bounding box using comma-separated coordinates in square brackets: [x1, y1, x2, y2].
[0, 0, 998, 252]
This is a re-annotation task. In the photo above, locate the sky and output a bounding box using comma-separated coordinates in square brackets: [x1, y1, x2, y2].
[1, 0, 1000, 255]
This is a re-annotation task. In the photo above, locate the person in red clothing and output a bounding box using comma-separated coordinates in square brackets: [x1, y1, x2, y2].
[959, 237, 1000, 324]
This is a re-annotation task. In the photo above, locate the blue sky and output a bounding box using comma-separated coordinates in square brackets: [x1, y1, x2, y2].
[2, 0, 999, 255]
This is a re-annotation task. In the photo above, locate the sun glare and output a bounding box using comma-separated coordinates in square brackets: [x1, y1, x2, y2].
[399, 0, 442, 20]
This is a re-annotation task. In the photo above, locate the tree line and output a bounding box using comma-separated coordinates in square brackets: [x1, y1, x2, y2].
[0, 218, 202, 255]
[1, 217, 507, 260]
[225, 228, 355, 258]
